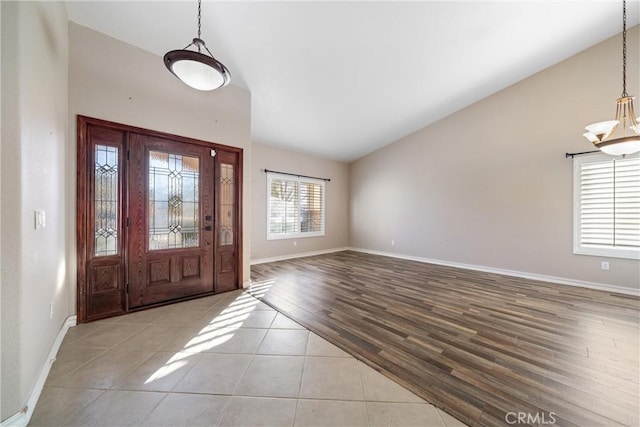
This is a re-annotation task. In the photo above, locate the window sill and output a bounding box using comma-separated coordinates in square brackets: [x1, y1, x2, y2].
[574, 246, 640, 261]
[267, 232, 325, 241]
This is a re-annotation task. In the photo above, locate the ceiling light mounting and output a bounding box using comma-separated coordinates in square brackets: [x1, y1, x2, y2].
[164, 0, 231, 91]
[583, 0, 640, 156]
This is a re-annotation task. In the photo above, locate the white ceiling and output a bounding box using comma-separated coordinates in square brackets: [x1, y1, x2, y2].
[66, 1, 640, 162]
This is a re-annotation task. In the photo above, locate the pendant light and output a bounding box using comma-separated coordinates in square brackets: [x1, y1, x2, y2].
[583, 0, 640, 156]
[164, 0, 231, 91]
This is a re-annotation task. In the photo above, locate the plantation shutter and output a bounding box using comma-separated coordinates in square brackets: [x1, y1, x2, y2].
[269, 178, 299, 235]
[577, 156, 640, 250]
[267, 173, 325, 239]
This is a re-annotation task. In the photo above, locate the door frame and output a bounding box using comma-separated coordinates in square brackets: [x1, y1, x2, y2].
[76, 115, 243, 323]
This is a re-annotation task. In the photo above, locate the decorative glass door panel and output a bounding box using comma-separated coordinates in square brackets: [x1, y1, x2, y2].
[80, 124, 127, 322]
[220, 163, 234, 246]
[94, 145, 119, 256]
[215, 151, 240, 292]
[127, 134, 214, 308]
[148, 151, 200, 250]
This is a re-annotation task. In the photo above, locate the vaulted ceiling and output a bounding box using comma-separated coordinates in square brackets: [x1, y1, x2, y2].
[66, 1, 639, 162]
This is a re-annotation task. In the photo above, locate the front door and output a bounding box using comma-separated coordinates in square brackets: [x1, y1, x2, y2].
[76, 116, 242, 323]
[127, 133, 215, 308]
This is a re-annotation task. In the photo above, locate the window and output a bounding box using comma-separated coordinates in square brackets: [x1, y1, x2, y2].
[267, 173, 325, 240]
[573, 153, 640, 260]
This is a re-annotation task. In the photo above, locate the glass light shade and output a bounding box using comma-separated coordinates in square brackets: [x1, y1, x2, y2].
[596, 136, 640, 156]
[584, 120, 619, 141]
[582, 132, 600, 143]
[164, 48, 230, 91]
[171, 59, 225, 91]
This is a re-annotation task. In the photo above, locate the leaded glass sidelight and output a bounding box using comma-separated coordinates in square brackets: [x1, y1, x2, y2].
[94, 145, 119, 256]
[148, 151, 200, 250]
[220, 163, 234, 246]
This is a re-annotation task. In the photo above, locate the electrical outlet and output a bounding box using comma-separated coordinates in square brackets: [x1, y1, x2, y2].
[391, 240, 395, 246]
[601, 261, 610, 271]
[293, 240, 297, 247]
[49, 303, 54, 320]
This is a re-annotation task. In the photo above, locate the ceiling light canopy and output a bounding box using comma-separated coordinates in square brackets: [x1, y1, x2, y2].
[583, 0, 640, 156]
[164, 0, 230, 91]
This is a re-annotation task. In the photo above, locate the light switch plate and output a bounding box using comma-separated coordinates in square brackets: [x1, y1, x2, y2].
[35, 210, 45, 229]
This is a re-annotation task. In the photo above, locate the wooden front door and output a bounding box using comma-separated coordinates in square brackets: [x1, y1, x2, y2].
[127, 133, 215, 308]
[77, 116, 242, 323]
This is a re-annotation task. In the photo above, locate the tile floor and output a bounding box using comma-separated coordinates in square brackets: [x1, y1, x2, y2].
[30, 290, 467, 427]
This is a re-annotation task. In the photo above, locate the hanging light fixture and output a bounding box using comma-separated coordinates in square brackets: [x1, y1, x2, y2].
[164, 0, 231, 91]
[583, 0, 640, 156]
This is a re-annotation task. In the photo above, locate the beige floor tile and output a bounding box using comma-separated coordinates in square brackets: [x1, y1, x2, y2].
[173, 294, 230, 311]
[62, 322, 111, 345]
[114, 325, 185, 352]
[160, 324, 267, 354]
[111, 307, 167, 324]
[172, 353, 252, 394]
[358, 361, 424, 403]
[45, 345, 106, 385]
[306, 333, 351, 357]
[299, 357, 364, 401]
[195, 301, 267, 331]
[225, 294, 275, 312]
[258, 329, 309, 355]
[63, 390, 166, 427]
[438, 409, 469, 427]
[28, 386, 104, 427]
[195, 309, 242, 332]
[237, 309, 277, 328]
[151, 307, 209, 326]
[294, 399, 369, 427]
[52, 346, 154, 389]
[158, 324, 214, 353]
[112, 351, 200, 392]
[271, 312, 306, 329]
[234, 355, 304, 398]
[214, 289, 249, 306]
[218, 396, 296, 427]
[366, 402, 444, 427]
[68, 323, 146, 349]
[252, 300, 277, 311]
[200, 327, 268, 354]
[141, 393, 229, 427]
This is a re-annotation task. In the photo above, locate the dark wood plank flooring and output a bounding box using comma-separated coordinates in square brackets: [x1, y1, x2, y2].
[249, 251, 640, 427]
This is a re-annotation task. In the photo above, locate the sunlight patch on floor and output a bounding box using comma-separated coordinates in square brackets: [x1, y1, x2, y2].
[144, 291, 263, 385]
[248, 278, 276, 299]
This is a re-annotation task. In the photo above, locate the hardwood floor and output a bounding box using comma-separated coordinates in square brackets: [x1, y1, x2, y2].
[249, 251, 640, 427]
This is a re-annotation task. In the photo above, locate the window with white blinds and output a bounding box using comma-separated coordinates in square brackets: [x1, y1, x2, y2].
[573, 153, 640, 260]
[267, 173, 326, 240]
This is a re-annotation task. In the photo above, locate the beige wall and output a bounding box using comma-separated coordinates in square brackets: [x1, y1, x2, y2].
[68, 22, 253, 303]
[1, 1, 70, 420]
[350, 26, 640, 291]
[251, 142, 349, 261]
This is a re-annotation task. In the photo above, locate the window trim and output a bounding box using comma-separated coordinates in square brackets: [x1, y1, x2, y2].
[573, 152, 640, 260]
[266, 172, 326, 240]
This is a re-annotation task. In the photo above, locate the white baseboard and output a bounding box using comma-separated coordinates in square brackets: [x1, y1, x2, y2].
[348, 247, 640, 297]
[1, 315, 77, 427]
[251, 247, 350, 265]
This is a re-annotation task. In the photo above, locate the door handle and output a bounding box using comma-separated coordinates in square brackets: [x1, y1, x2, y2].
[204, 225, 213, 231]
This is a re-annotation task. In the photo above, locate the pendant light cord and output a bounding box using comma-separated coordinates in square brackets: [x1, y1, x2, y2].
[622, 0, 627, 97]
[197, 0, 202, 52]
